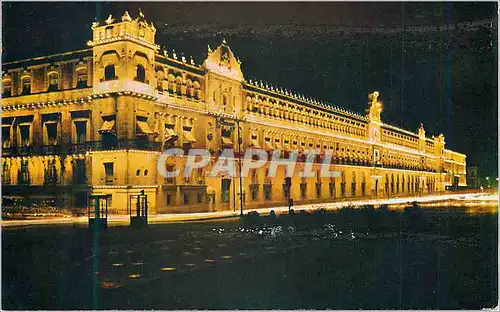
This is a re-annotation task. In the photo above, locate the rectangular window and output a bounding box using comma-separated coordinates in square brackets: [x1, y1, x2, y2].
[19, 124, 31, 146]
[2, 126, 11, 148]
[329, 181, 335, 198]
[183, 193, 189, 205]
[104, 162, 114, 185]
[264, 184, 272, 201]
[221, 178, 231, 203]
[197, 192, 203, 204]
[251, 185, 258, 201]
[75, 121, 87, 144]
[45, 122, 58, 145]
[316, 182, 322, 198]
[300, 183, 307, 200]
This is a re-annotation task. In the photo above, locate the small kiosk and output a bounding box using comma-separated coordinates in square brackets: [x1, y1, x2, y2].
[88, 194, 111, 229]
[129, 190, 149, 228]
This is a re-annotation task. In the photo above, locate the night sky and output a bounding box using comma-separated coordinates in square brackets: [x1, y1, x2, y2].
[2, 2, 498, 176]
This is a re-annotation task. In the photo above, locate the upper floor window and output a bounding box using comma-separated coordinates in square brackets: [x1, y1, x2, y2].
[104, 65, 117, 81]
[2, 161, 10, 184]
[42, 113, 60, 145]
[104, 162, 114, 185]
[21, 78, 31, 95]
[2, 124, 11, 148]
[75, 120, 87, 144]
[45, 122, 58, 145]
[136, 65, 146, 83]
[105, 26, 114, 38]
[76, 71, 88, 88]
[222, 95, 228, 111]
[19, 124, 31, 146]
[3, 79, 12, 97]
[47, 73, 59, 92]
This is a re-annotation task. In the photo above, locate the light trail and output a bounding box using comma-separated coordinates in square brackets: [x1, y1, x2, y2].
[1, 192, 497, 228]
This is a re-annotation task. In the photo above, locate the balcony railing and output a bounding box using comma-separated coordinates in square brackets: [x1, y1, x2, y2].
[2, 140, 162, 156]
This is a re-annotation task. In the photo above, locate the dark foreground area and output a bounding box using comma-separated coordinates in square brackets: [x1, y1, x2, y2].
[2, 204, 498, 309]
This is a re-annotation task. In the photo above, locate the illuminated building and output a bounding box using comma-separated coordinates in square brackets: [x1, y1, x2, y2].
[1, 11, 467, 214]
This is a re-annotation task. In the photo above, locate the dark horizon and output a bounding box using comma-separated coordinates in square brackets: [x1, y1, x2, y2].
[2, 2, 498, 176]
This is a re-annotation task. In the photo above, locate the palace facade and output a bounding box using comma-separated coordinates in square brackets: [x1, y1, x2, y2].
[1, 11, 467, 214]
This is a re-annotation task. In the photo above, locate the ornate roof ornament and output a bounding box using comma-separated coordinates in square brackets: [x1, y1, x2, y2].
[367, 91, 382, 122]
[190, 56, 195, 66]
[172, 49, 177, 60]
[418, 123, 426, 137]
[203, 39, 244, 81]
[91, 21, 99, 29]
[105, 14, 115, 25]
[122, 11, 132, 22]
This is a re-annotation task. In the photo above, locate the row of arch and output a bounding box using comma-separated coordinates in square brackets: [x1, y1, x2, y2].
[244, 93, 367, 138]
[156, 69, 201, 98]
[2, 65, 87, 96]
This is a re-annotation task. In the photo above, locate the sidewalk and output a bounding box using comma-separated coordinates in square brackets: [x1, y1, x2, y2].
[2, 192, 496, 228]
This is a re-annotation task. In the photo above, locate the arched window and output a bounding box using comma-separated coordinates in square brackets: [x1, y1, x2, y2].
[104, 65, 116, 81]
[47, 73, 59, 92]
[105, 26, 114, 38]
[3, 79, 12, 97]
[21, 78, 31, 95]
[136, 65, 146, 83]
[156, 71, 164, 91]
[76, 71, 88, 88]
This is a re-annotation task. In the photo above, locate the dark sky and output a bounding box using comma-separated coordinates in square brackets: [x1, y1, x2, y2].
[2, 2, 498, 176]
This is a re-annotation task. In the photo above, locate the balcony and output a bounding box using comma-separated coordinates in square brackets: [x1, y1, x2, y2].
[2, 87, 92, 108]
[71, 140, 162, 152]
[2, 140, 162, 157]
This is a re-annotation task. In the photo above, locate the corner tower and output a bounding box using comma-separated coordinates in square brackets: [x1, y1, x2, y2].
[88, 10, 159, 95]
